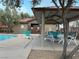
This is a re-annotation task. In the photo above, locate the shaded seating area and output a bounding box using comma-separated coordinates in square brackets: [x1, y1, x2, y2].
[44, 31, 78, 45]
[32, 7, 79, 47]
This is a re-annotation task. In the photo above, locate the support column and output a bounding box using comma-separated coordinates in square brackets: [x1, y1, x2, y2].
[41, 12, 45, 40]
[41, 12, 45, 47]
[57, 24, 60, 31]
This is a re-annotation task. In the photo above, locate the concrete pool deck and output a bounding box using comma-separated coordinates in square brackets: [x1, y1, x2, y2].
[0, 34, 79, 59]
[0, 34, 32, 59]
[26, 35, 79, 59]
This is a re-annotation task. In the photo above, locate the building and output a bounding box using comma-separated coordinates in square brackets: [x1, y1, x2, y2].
[13, 17, 41, 34]
[13, 17, 58, 34]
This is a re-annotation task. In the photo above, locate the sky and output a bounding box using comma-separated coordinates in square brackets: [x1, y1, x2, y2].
[0, 0, 54, 16]
[19, 0, 53, 16]
[16, 0, 79, 16]
[0, 0, 79, 16]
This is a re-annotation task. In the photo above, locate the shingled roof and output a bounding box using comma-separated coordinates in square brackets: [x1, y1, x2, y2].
[18, 17, 36, 23]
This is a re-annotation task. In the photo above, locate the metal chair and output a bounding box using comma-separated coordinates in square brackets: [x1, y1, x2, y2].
[58, 33, 78, 45]
[44, 31, 60, 43]
[68, 35, 78, 45]
[44, 34, 55, 43]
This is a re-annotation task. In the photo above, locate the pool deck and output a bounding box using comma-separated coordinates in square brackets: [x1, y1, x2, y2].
[26, 34, 79, 59]
[0, 34, 79, 59]
[0, 34, 31, 59]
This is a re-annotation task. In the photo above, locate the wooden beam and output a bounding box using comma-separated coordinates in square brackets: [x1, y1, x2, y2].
[32, 7, 79, 12]
[67, 15, 79, 22]
[45, 19, 61, 24]
[45, 14, 62, 19]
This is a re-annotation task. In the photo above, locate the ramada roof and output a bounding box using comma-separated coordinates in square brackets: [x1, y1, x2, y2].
[32, 6, 79, 24]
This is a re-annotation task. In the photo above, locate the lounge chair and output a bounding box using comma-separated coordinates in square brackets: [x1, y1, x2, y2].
[44, 35, 55, 43]
[58, 34, 64, 44]
[44, 31, 60, 43]
[23, 31, 32, 39]
[58, 32, 78, 45]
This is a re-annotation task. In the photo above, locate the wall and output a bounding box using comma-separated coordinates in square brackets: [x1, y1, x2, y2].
[45, 24, 57, 33]
[12, 24, 28, 34]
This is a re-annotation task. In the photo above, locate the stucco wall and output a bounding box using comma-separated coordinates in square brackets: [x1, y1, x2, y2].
[45, 24, 57, 33]
[13, 23, 57, 34]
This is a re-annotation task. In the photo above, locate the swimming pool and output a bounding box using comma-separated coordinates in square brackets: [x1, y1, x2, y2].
[0, 34, 16, 41]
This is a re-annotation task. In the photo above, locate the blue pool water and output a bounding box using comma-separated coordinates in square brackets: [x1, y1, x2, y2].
[0, 34, 16, 41]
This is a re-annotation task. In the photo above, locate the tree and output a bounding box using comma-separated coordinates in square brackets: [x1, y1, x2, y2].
[20, 12, 30, 19]
[0, 0, 25, 32]
[0, 0, 31, 32]
[0, 0, 22, 8]
[0, 7, 20, 32]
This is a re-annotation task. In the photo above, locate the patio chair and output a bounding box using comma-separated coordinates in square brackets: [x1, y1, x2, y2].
[23, 30, 32, 39]
[68, 33, 78, 45]
[44, 34, 55, 43]
[58, 34, 64, 44]
[58, 32, 78, 45]
[44, 31, 60, 43]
